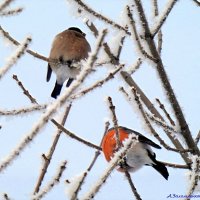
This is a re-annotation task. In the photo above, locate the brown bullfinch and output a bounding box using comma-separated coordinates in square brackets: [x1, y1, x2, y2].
[46, 27, 91, 98]
[101, 126, 169, 180]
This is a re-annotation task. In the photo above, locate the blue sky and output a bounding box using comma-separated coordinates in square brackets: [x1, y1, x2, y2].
[0, 0, 200, 199]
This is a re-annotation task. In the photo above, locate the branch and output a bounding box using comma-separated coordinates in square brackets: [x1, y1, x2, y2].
[151, 0, 179, 37]
[107, 96, 121, 149]
[2, 193, 11, 200]
[51, 119, 101, 151]
[156, 98, 175, 126]
[124, 170, 142, 200]
[32, 161, 67, 200]
[0, 7, 23, 16]
[161, 161, 190, 169]
[33, 104, 72, 194]
[13, 74, 38, 104]
[0, 0, 14, 12]
[71, 0, 129, 34]
[0, 36, 31, 79]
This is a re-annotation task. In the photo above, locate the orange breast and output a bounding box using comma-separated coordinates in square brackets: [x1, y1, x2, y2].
[101, 128, 129, 162]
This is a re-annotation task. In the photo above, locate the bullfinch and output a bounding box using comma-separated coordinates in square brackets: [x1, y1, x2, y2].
[47, 27, 91, 98]
[101, 126, 169, 180]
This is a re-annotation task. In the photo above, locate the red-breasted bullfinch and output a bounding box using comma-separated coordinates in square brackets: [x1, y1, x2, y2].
[101, 126, 169, 180]
[46, 27, 91, 98]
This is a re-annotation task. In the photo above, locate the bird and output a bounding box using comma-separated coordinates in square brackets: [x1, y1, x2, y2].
[101, 126, 169, 180]
[46, 27, 91, 99]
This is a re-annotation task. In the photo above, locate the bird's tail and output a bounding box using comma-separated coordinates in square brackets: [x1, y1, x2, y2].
[51, 81, 62, 99]
[152, 160, 169, 180]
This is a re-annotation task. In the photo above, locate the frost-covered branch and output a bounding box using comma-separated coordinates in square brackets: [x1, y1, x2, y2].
[151, 0, 178, 37]
[32, 161, 67, 200]
[186, 156, 200, 199]
[162, 161, 190, 169]
[0, 30, 106, 173]
[80, 135, 137, 200]
[193, 0, 200, 6]
[156, 98, 175, 126]
[0, 7, 23, 16]
[126, 58, 142, 75]
[51, 119, 101, 151]
[126, 6, 156, 62]
[68, 0, 128, 34]
[195, 131, 200, 145]
[107, 96, 121, 149]
[2, 193, 11, 200]
[0, 0, 14, 12]
[134, 0, 199, 155]
[0, 36, 31, 79]
[34, 104, 72, 194]
[13, 74, 38, 104]
[124, 170, 142, 200]
[0, 104, 46, 116]
[72, 64, 124, 100]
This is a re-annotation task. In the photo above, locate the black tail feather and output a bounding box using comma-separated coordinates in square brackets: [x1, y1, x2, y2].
[152, 161, 169, 180]
[51, 81, 62, 99]
[46, 64, 52, 82]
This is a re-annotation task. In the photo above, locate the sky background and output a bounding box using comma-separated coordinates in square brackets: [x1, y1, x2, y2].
[0, 0, 200, 200]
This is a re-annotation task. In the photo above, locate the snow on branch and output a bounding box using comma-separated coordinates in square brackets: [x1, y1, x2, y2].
[33, 104, 72, 194]
[66, 0, 128, 34]
[0, 104, 47, 116]
[0, 36, 31, 80]
[151, 0, 179, 37]
[0, 0, 14, 12]
[32, 161, 67, 200]
[0, 29, 107, 173]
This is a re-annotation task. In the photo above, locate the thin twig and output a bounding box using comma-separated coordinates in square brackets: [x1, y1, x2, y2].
[195, 131, 200, 145]
[127, 58, 142, 75]
[33, 104, 72, 194]
[73, 0, 129, 34]
[51, 119, 101, 151]
[0, 0, 13, 12]
[124, 170, 142, 200]
[32, 161, 67, 200]
[71, 65, 124, 100]
[13, 74, 38, 104]
[161, 161, 190, 169]
[107, 96, 121, 149]
[156, 98, 175, 126]
[0, 7, 23, 16]
[2, 193, 11, 200]
[0, 104, 47, 116]
[126, 6, 156, 62]
[193, 0, 200, 6]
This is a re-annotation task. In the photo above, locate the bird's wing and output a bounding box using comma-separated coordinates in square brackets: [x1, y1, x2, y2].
[119, 126, 161, 149]
[46, 64, 52, 82]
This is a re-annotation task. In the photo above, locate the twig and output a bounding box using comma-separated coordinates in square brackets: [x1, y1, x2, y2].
[146, 112, 177, 133]
[161, 161, 190, 169]
[134, 0, 199, 155]
[72, 65, 123, 99]
[156, 98, 175, 126]
[195, 131, 200, 145]
[151, 0, 178, 37]
[32, 161, 67, 200]
[186, 156, 200, 199]
[0, 0, 13, 12]
[193, 0, 200, 6]
[33, 104, 72, 194]
[2, 193, 11, 200]
[0, 7, 23, 16]
[73, 0, 129, 34]
[107, 96, 121, 149]
[0, 36, 32, 79]
[131, 88, 193, 154]
[124, 170, 142, 200]
[51, 119, 101, 151]
[127, 58, 142, 75]
[0, 104, 46, 116]
[126, 6, 156, 62]
[13, 74, 38, 104]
